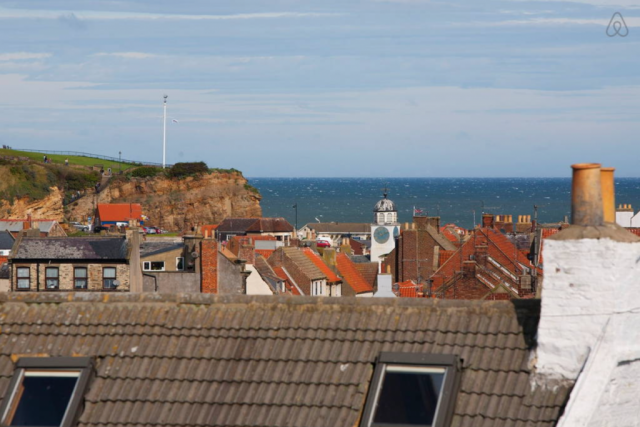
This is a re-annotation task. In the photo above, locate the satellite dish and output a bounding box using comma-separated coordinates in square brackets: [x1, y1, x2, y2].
[191, 251, 199, 258]
[113, 280, 121, 288]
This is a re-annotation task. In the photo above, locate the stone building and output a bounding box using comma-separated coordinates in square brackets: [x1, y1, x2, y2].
[8, 231, 142, 292]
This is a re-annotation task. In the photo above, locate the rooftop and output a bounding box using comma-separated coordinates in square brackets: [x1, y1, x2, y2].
[0, 293, 570, 427]
[11, 237, 128, 260]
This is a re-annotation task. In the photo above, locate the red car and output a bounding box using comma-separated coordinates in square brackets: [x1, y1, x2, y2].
[316, 240, 331, 248]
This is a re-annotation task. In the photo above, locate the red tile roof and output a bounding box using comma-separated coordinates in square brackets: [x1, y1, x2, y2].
[97, 204, 143, 222]
[273, 266, 302, 296]
[302, 248, 341, 283]
[255, 249, 275, 259]
[397, 280, 419, 297]
[336, 253, 373, 294]
[627, 228, 640, 237]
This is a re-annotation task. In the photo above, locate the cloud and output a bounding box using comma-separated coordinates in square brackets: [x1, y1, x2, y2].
[0, 52, 52, 61]
[57, 12, 86, 29]
[467, 17, 640, 27]
[93, 52, 158, 59]
[0, 7, 341, 21]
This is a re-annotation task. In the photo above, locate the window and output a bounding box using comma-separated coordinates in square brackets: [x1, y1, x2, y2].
[16, 267, 30, 290]
[176, 257, 184, 271]
[0, 357, 93, 427]
[74, 267, 87, 290]
[143, 261, 165, 271]
[103, 267, 117, 289]
[361, 353, 460, 427]
[45, 267, 59, 290]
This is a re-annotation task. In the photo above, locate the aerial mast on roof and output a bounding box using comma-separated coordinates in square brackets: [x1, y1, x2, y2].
[162, 95, 168, 169]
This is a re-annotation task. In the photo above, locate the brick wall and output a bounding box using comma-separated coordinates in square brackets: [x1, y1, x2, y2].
[200, 239, 218, 293]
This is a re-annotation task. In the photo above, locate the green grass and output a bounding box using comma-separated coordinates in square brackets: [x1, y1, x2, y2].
[0, 148, 138, 171]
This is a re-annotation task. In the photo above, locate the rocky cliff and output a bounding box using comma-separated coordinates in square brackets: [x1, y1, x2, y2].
[69, 172, 262, 230]
[0, 169, 262, 230]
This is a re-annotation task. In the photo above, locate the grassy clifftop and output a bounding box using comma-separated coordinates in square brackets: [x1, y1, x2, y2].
[0, 159, 100, 201]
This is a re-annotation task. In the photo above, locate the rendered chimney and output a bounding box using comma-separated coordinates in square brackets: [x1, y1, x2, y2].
[534, 163, 640, 425]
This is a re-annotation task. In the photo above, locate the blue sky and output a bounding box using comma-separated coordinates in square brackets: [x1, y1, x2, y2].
[0, 0, 638, 177]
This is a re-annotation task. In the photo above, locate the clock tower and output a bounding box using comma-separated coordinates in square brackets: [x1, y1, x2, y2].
[371, 189, 399, 266]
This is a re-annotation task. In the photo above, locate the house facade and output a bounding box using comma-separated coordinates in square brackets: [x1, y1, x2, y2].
[8, 236, 138, 292]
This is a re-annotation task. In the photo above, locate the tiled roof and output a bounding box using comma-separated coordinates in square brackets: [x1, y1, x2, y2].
[302, 248, 341, 283]
[304, 222, 371, 233]
[0, 231, 14, 250]
[353, 261, 378, 289]
[272, 266, 302, 295]
[97, 203, 143, 222]
[255, 249, 275, 259]
[0, 293, 569, 427]
[627, 228, 640, 237]
[12, 237, 128, 260]
[397, 279, 419, 297]
[282, 247, 325, 281]
[336, 253, 373, 294]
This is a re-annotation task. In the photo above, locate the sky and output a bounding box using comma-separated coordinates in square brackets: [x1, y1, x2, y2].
[0, 0, 639, 177]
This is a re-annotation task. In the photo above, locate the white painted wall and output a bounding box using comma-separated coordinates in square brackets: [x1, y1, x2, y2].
[374, 274, 395, 297]
[616, 211, 634, 227]
[536, 236, 640, 426]
[245, 264, 274, 295]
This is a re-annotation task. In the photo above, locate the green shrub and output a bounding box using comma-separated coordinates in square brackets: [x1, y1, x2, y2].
[168, 162, 208, 179]
[244, 183, 260, 195]
[129, 166, 161, 178]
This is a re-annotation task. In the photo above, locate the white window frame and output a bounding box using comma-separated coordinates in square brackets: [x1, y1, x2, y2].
[143, 261, 165, 272]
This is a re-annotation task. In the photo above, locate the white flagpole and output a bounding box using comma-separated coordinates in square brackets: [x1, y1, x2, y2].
[162, 95, 168, 169]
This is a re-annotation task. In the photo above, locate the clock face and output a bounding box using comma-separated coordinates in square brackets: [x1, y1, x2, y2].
[374, 227, 390, 244]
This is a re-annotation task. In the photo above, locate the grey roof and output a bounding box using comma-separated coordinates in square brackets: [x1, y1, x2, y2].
[12, 237, 128, 260]
[374, 196, 396, 212]
[0, 231, 14, 251]
[0, 220, 57, 233]
[304, 223, 371, 234]
[0, 294, 570, 427]
[140, 241, 184, 257]
[282, 247, 325, 280]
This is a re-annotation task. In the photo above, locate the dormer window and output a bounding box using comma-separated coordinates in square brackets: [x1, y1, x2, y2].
[360, 353, 460, 427]
[0, 357, 93, 427]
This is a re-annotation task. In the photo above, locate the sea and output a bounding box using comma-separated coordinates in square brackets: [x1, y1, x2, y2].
[247, 178, 640, 230]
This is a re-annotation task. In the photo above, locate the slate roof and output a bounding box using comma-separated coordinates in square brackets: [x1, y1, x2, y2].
[303, 222, 371, 234]
[0, 220, 57, 233]
[140, 241, 184, 258]
[218, 218, 293, 234]
[11, 237, 129, 260]
[0, 293, 571, 427]
[0, 231, 14, 250]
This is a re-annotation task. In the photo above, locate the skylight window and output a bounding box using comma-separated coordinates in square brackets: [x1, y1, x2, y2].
[361, 353, 460, 427]
[0, 358, 93, 427]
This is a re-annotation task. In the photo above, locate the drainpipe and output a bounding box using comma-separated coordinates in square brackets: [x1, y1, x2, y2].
[600, 167, 615, 223]
[571, 163, 603, 226]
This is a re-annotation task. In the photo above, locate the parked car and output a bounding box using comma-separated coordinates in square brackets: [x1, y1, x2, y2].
[150, 226, 165, 234]
[316, 240, 331, 248]
[93, 225, 109, 233]
[143, 226, 157, 234]
[69, 222, 90, 232]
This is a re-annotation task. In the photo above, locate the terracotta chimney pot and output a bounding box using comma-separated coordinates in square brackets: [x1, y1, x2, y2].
[600, 167, 615, 223]
[571, 163, 603, 226]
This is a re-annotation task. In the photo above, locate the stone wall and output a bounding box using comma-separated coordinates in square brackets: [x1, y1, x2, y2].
[11, 262, 130, 291]
[142, 272, 200, 293]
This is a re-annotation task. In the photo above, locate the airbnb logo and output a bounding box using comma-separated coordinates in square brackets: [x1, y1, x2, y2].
[606, 12, 628, 37]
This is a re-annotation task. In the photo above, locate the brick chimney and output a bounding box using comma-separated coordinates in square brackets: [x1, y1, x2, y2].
[482, 214, 494, 228]
[535, 163, 640, 424]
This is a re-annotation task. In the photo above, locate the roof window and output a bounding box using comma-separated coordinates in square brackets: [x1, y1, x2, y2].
[0, 357, 93, 427]
[361, 353, 460, 427]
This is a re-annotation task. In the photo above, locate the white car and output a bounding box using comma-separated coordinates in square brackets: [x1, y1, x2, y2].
[70, 222, 90, 232]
